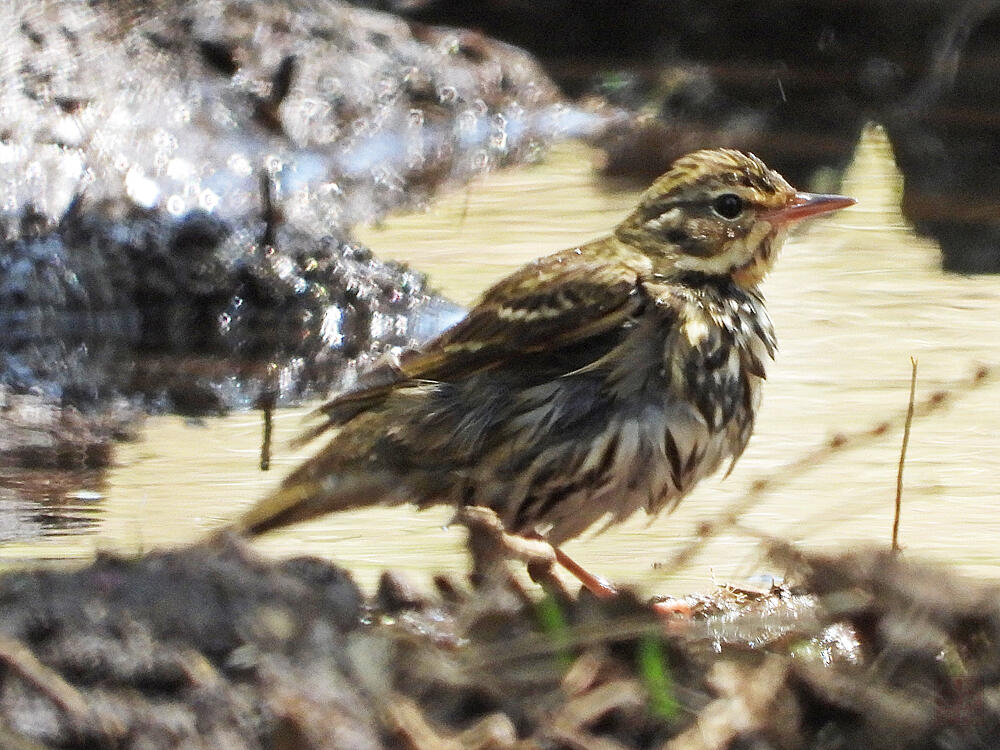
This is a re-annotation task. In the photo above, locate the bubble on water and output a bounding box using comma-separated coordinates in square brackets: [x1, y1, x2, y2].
[227, 152, 253, 177]
[199, 188, 219, 212]
[166, 194, 186, 215]
[125, 166, 160, 208]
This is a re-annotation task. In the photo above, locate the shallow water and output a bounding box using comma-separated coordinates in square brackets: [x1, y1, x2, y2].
[4, 128, 999, 596]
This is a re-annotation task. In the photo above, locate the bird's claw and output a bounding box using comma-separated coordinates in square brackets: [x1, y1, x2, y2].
[455, 506, 557, 586]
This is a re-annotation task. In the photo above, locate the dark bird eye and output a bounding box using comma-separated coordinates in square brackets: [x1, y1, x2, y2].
[712, 193, 744, 219]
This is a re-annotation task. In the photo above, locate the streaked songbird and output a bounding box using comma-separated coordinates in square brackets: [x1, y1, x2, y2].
[227, 149, 854, 589]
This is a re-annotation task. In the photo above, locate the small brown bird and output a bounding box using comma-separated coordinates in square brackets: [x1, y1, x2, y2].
[231, 149, 853, 576]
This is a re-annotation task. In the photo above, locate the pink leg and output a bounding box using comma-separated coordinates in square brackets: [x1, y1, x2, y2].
[552, 546, 619, 600]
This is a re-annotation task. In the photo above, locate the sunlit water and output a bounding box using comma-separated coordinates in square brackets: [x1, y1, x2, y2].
[4, 127, 999, 596]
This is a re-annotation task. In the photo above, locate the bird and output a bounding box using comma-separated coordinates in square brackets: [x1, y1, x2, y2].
[228, 148, 854, 587]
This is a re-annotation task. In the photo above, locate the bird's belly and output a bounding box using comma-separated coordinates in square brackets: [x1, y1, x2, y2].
[484, 395, 740, 546]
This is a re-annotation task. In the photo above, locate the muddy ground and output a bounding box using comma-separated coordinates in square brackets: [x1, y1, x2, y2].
[0, 527, 996, 750]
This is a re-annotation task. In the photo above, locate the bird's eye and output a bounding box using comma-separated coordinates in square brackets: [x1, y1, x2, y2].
[712, 193, 744, 220]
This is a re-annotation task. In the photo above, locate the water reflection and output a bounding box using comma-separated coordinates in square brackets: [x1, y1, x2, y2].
[3, 130, 999, 598]
[0, 469, 105, 542]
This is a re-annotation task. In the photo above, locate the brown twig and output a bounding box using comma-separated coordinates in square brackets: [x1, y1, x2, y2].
[0, 635, 90, 727]
[382, 694, 516, 750]
[257, 363, 279, 471]
[258, 389, 276, 471]
[893, 358, 918, 553]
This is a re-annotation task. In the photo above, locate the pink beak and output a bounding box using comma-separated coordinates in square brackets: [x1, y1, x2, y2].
[764, 192, 856, 225]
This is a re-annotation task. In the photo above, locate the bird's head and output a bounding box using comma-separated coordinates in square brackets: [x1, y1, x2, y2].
[614, 149, 855, 287]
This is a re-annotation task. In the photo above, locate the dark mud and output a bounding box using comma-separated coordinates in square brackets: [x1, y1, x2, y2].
[0, 531, 995, 749]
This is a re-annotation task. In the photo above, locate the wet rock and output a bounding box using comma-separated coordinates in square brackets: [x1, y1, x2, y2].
[0, 539, 372, 749]
[0, 0, 577, 430]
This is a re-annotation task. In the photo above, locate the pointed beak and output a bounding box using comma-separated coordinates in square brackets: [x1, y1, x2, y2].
[764, 192, 856, 226]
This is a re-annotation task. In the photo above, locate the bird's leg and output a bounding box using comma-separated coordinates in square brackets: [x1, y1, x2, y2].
[456, 507, 619, 599]
[549, 545, 618, 600]
[457, 506, 557, 588]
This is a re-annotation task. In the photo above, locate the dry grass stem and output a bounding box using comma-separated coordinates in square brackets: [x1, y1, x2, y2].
[383, 694, 517, 750]
[0, 635, 90, 726]
[893, 358, 918, 553]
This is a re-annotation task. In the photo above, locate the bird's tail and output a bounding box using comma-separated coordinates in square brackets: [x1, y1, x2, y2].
[223, 458, 396, 537]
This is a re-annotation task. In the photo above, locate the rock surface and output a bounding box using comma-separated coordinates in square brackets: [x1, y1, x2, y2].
[0, 0, 588, 470]
[1, 0, 576, 413]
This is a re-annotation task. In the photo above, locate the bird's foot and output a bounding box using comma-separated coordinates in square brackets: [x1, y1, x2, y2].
[456, 507, 621, 600]
[456, 506, 557, 587]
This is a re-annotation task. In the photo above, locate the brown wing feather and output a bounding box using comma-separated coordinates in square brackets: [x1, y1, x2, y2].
[298, 242, 650, 444]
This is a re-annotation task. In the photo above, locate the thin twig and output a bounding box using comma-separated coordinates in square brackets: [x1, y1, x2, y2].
[260, 405, 272, 470]
[257, 363, 279, 471]
[259, 391, 275, 471]
[458, 180, 473, 229]
[0, 635, 89, 725]
[893, 358, 918, 553]
[258, 170, 279, 248]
